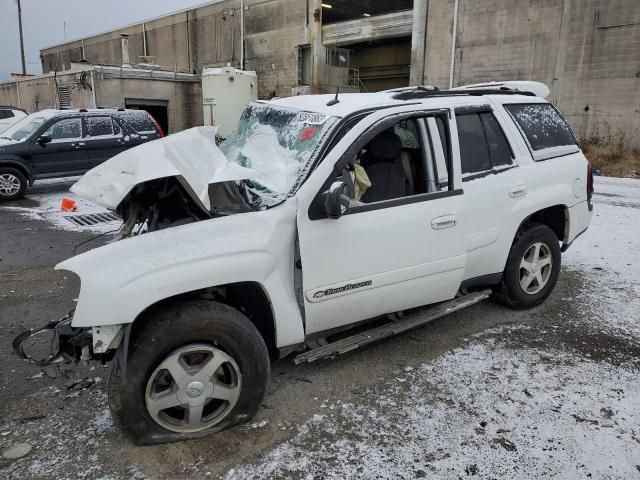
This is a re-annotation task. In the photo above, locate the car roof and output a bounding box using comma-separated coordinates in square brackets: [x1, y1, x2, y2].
[27, 108, 146, 118]
[266, 88, 548, 118]
[0, 105, 27, 113]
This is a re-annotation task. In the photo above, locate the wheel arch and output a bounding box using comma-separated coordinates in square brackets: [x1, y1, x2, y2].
[130, 281, 277, 354]
[0, 159, 34, 185]
[517, 204, 568, 243]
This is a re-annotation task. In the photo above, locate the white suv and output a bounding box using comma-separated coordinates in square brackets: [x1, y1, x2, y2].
[0, 106, 27, 133]
[15, 81, 593, 444]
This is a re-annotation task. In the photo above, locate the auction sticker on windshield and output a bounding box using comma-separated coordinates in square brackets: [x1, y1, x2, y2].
[296, 112, 329, 125]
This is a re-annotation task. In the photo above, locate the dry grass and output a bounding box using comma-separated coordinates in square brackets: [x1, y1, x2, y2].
[578, 122, 640, 178]
[579, 141, 640, 178]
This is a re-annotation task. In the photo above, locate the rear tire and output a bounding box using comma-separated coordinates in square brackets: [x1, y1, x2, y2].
[108, 300, 269, 445]
[493, 223, 561, 309]
[0, 167, 27, 201]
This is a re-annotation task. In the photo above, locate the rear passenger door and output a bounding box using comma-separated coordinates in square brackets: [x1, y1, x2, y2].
[84, 115, 126, 168]
[452, 105, 527, 281]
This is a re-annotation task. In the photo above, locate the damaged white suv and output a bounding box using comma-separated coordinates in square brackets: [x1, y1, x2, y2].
[15, 81, 593, 444]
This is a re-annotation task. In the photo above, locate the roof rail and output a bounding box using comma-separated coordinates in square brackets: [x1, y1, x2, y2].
[452, 81, 550, 98]
[391, 87, 536, 101]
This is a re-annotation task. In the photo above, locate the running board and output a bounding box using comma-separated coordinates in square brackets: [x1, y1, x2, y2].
[294, 289, 491, 364]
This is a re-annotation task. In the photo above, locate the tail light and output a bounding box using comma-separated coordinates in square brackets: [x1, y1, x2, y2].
[586, 162, 594, 210]
[149, 114, 165, 138]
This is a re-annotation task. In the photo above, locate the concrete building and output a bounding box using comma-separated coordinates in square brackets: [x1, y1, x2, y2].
[1, 0, 639, 146]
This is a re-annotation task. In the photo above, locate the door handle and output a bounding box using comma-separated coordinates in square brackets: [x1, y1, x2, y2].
[509, 182, 527, 197]
[431, 214, 457, 230]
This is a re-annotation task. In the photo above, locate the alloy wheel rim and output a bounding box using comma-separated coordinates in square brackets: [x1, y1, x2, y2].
[0, 174, 20, 196]
[145, 343, 242, 433]
[519, 241, 553, 295]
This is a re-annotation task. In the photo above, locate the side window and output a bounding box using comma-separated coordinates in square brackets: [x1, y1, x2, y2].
[343, 114, 453, 205]
[457, 113, 491, 175]
[42, 118, 82, 141]
[480, 112, 513, 167]
[112, 118, 122, 136]
[87, 116, 114, 137]
[456, 111, 514, 178]
[504, 103, 578, 160]
[0, 109, 15, 120]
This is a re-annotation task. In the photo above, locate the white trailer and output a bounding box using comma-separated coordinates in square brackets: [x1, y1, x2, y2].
[202, 67, 257, 139]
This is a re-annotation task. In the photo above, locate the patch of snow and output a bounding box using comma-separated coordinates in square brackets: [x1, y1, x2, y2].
[2, 177, 121, 234]
[564, 176, 640, 338]
[225, 339, 640, 479]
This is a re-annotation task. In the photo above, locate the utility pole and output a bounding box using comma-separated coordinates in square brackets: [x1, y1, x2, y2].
[17, 0, 26, 74]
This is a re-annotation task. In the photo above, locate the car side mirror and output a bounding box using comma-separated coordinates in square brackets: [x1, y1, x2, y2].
[37, 135, 52, 145]
[324, 181, 351, 219]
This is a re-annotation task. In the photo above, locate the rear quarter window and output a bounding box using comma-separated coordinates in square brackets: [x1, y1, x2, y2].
[118, 112, 157, 134]
[504, 103, 578, 161]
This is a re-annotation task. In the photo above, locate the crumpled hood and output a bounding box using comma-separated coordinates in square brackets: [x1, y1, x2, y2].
[70, 126, 257, 211]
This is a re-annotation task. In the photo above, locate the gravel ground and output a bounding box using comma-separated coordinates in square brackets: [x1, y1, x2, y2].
[0, 176, 639, 479]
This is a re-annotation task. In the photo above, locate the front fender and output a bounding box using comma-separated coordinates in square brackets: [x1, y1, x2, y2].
[0, 157, 33, 184]
[56, 200, 304, 347]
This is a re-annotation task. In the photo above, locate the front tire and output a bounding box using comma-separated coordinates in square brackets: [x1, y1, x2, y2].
[0, 167, 27, 201]
[493, 224, 561, 309]
[108, 300, 269, 445]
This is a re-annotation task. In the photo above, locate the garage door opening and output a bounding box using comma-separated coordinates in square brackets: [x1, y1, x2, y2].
[125, 99, 169, 135]
[348, 38, 411, 92]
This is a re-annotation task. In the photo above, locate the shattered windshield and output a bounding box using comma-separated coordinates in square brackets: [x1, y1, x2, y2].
[0, 111, 56, 142]
[220, 102, 339, 208]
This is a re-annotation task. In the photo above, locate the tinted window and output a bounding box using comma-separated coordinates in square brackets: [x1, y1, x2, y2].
[87, 116, 114, 137]
[480, 112, 513, 167]
[504, 103, 576, 151]
[0, 110, 15, 120]
[43, 118, 82, 140]
[457, 113, 491, 174]
[118, 112, 156, 134]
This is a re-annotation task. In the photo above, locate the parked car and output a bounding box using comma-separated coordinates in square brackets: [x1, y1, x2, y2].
[14, 81, 593, 444]
[0, 108, 163, 200]
[0, 106, 28, 134]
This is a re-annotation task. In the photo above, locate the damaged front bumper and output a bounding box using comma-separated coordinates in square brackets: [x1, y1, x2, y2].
[12, 312, 123, 366]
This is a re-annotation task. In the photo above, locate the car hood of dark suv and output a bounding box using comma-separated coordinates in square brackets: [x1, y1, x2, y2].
[0, 137, 26, 153]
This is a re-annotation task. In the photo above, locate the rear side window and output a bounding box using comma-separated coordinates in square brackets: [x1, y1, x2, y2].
[504, 103, 578, 160]
[87, 116, 114, 137]
[0, 109, 15, 120]
[456, 111, 513, 178]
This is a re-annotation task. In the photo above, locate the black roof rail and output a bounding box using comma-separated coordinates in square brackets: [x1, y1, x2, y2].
[78, 108, 88, 112]
[391, 87, 536, 101]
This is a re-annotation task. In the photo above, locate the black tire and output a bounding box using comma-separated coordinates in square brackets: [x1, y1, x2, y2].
[0, 167, 27, 201]
[493, 223, 561, 309]
[108, 300, 269, 445]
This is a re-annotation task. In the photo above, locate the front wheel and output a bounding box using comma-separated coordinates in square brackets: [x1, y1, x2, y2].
[0, 167, 27, 201]
[108, 300, 270, 445]
[493, 223, 561, 309]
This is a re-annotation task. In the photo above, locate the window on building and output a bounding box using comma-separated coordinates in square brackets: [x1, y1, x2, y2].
[87, 116, 114, 137]
[504, 103, 577, 159]
[456, 111, 513, 177]
[297, 44, 312, 86]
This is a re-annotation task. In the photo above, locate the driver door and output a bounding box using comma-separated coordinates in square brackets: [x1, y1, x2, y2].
[296, 107, 467, 335]
[29, 117, 88, 176]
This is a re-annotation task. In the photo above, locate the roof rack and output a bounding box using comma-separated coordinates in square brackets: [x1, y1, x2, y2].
[391, 87, 536, 101]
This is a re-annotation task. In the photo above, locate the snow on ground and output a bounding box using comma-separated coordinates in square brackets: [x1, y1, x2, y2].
[563, 176, 640, 339]
[225, 338, 640, 480]
[1, 178, 121, 234]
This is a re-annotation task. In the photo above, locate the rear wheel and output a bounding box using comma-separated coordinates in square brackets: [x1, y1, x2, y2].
[0, 167, 27, 201]
[493, 224, 561, 309]
[108, 300, 269, 445]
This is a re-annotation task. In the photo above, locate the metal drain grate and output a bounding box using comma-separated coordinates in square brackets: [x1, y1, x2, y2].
[65, 212, 121, 227]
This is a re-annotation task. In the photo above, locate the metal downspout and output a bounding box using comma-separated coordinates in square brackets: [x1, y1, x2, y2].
[448, 0, 459, 89]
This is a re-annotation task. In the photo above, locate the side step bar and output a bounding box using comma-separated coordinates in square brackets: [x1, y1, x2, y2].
[294, 289, 491, 364]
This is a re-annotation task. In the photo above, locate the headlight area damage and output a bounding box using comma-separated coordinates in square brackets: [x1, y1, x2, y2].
[13, 312, 97, 366]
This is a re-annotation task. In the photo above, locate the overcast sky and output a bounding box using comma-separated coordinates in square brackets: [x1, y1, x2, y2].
[0, 0, 213, 82]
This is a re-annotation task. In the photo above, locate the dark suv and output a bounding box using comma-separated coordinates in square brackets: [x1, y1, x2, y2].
[0, 108, 163, 200]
